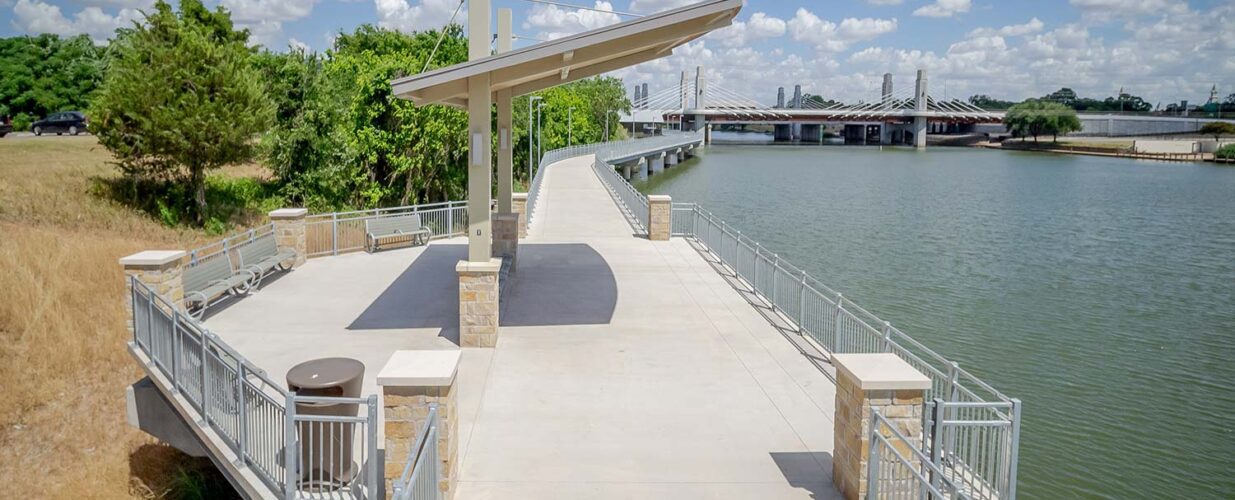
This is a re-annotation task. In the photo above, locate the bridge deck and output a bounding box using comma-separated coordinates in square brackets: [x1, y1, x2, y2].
[205, 154, 838, 499]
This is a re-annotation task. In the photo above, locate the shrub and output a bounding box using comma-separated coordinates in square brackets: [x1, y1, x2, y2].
[1217, 144, 1235, 160]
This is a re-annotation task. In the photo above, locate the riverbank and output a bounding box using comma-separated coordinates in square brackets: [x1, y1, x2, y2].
[981, 140, 1214, 162]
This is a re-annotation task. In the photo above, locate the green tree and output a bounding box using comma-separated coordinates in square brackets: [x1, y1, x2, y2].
[1199, 122, 1235, 141]
[0, 34, 105, 128]
[90, 0, 272, 224]
[1005, 100, 1080, 143]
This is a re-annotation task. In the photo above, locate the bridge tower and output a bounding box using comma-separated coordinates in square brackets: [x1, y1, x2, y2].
[641, 83, 649, 109]
[694, 66, 709, 139]
[913, 69, 928, 149]
[633, 85, 641, 110]
[882, 73, 893, 102]
[792, 84, 803, 140]
[777, 87, 785, 109]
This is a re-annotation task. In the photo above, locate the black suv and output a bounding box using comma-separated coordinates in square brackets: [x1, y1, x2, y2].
[33, 111, 88, 136]
[0, 116, 12, 138]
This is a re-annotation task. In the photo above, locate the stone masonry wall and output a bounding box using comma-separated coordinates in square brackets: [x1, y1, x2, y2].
[383, 385, 458, 499]
[647, 195, 672, 241]
[457, 262, 500, 348]
[512, 193, 528, 238]
[270, 209, 307, 267]
[833, 370, 925, 500]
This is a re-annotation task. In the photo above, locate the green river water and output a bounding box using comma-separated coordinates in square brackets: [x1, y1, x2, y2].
[634, 140, 1235, 499]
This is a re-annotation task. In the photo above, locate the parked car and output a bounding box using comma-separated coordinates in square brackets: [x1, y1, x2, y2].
[0, 116, 12, 138]
[32, 111, 88, 136]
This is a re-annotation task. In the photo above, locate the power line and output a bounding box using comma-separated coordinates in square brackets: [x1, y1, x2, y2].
[519, 0, 640, 17]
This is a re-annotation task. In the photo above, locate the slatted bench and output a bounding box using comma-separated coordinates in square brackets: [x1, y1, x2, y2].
[365, 214, 432, 252]
[184, 252, 254, 319]
[236, 232, 297, 289]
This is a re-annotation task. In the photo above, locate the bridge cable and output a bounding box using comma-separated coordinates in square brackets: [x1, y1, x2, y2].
[519, 0, 641, 17]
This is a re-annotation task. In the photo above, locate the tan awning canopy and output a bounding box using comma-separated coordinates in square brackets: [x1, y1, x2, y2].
[391, 0, 742, 108]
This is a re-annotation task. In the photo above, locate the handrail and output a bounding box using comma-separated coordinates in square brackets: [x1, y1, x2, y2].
[390, 404, 440, 500]
[128, 277, 381, 499]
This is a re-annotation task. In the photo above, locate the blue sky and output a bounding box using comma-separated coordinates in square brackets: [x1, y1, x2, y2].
[4, 0, 1233, 105]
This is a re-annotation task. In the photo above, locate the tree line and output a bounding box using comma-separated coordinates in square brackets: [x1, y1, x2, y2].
[4, 0, 631, 227]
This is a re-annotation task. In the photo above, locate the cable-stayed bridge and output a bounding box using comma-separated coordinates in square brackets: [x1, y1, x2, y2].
[625, 67, 1001, 148]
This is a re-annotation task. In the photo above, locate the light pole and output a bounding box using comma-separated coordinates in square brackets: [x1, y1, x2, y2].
[528, 96, 541, 183]
[536, 101, 544, 171]
[568, 107, 574, 146]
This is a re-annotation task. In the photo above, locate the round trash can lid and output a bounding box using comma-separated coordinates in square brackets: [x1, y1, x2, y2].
[287, 357, 365, 389]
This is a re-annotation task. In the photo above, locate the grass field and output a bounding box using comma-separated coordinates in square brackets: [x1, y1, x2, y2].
[0, 136, 254, 498]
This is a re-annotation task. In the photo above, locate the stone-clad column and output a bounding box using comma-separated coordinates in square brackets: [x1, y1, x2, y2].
[120, 250, 187, 325]
[457, 259, 501, 347]
[832, 354, 930, 500]
[511, 193, 528, 238]
[647, 195, 672, 241]
[491, 212, 518, 271]
[379, 350, 460, 500]
[269, 208, 308, 267]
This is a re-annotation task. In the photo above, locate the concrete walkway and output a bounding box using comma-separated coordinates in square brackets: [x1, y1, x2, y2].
[457, 155, 838, 499]
[204, 154, 839, 500]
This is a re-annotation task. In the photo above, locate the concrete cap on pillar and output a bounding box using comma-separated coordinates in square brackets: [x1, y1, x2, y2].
[647, 195, 672, 203]
[119, 250, 186, 267]
[513, 192, 528, 201]
[456, 258, 502, 274]
[377, 350, 461, 387]
[832, 353, 931, 390]
[269, 208, 309, 220]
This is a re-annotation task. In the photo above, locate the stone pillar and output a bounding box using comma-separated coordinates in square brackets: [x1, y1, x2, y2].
[647, 195, 672, 241]
[120, 250, 187, 325]
[636, 158, 648, 181]
[666, 149, 679, 166]
[832, 354, 930, 500]
[491, 213, 518, 271]
[648, 152, 665, 175]
[457, 259, 501, 348]
[511, 193, 528, 238]
[379, 350, 460, 500]
[269, 208, 308, 267]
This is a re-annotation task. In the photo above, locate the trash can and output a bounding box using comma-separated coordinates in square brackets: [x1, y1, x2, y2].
[287, 357, 365, 490]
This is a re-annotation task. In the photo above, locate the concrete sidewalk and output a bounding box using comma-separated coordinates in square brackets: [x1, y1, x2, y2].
[204, 154, 839, 499]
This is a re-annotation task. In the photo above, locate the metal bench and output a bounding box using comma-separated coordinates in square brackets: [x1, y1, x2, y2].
[183, 252, 254, 319]
[236, 232, 297, 290]
[365, 213, 432, 252]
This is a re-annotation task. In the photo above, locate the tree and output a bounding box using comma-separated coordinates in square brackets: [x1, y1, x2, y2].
[1004, 100, 1080, 143]
[0, 34, 105, 129]
[90, 0, 272, 224]
[968, 94, 1017, 110]
[1199, 122, 1235, 141]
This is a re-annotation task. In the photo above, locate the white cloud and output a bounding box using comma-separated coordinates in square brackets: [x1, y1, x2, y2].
[626, 0, 694, 14]
[1068, 0, 1188, 21]
[913, 0, 971, 18]
[866, 0, 903, 5]
[525, 1, 621, 40]
[221, 0, 316, 23]
[11, 0, 140, 44]
[710, 12, 785, 48]
[788, 9, 897, 52]
[968, 17, 1044, 38]
[374, 0, 463, 33]
[288, 37, 310, 51]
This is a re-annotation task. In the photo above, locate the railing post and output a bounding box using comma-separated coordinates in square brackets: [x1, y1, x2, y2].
[199, 332, 210, 426]
[367, 394, 380, 499]
[447, 201, 454, 237]
[235, 363, 248, 467]
[771, 254, 779, 311]
[833, 293, 844, 353]
[284, 392, 298, 500]
[798, 272, 808, 334]
[866, 408, 882, 499]
[1007, 399, 1022, 500]
[171, 310, 180, 393]
[930, 398, 945, 496]
[882, 321, 893, 352]
[752, 242, 761, 292]
[145, 288, 154, 351]
[331, 212, 339, 256]
[946, 362, 960, 402]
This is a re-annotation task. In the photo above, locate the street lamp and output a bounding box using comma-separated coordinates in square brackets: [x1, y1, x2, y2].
[536, 101, 545, 175]
[528, 96, 541, 183]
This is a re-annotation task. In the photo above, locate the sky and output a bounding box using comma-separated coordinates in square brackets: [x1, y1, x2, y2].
[3, 0, 1233, 106]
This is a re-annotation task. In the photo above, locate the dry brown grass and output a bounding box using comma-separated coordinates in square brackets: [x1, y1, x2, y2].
[0, 136, 254, 498]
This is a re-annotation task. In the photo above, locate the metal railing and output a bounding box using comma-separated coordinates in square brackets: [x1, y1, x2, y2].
[868, 408, 973, 500]
[129, 277, 381, 499]
[592, 156, 650, 233]
[664, 202, 1021, 498]
[188, 223, 278, 266]
[390, 405, 441, 500]
[525, 130, 705, 229]
[923, 400, 1022, 500]
[304, 201, 468, 258]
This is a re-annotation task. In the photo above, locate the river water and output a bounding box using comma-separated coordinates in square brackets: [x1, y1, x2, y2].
[634, 139, 1235, 499]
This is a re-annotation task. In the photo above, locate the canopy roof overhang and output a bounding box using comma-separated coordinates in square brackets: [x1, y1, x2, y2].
[391, 0, 742, 108]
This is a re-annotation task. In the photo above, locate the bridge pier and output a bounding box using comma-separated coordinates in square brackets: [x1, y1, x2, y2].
[636, 158, 648, 181]
[914, 117, 927, 149]
[648, 152, 665, 175]
[666, 149, 679, 166]
[801, 124, 822, 144]
[774, 124, 792, 142]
